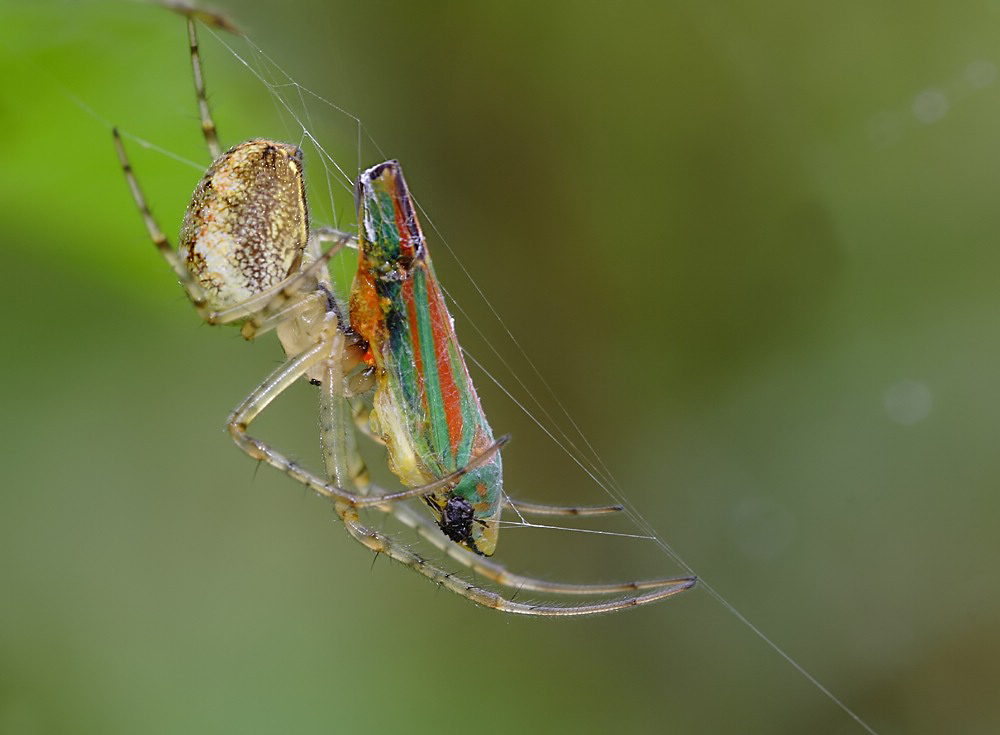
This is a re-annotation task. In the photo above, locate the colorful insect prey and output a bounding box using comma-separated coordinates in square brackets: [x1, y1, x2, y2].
[350, 161, 502, 556]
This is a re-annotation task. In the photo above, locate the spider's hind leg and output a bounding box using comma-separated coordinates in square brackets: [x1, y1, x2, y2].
[385, 500, 696, 598]
[335, 500, 695, 616]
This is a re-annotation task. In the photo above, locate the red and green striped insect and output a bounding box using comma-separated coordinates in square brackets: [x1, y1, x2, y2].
[115, 8, 696, 616]
[350, 161, 503, 557]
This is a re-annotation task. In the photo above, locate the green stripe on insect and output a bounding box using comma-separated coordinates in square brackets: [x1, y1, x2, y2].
[411, 265, 452, 467]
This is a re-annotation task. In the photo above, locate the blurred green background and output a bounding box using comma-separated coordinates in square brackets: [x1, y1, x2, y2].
[2, 1, 999, 733]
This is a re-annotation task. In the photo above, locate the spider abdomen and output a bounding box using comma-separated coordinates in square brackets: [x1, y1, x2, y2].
[179, 139, 308, 310]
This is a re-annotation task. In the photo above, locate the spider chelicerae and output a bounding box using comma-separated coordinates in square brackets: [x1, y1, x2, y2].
[113, 8, 695, 616]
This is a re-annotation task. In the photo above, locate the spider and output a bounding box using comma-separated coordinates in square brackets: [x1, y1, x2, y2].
[113, 9, 696, 616]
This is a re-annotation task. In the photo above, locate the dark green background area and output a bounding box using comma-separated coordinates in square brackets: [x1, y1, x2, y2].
[2, 1, 999, 733]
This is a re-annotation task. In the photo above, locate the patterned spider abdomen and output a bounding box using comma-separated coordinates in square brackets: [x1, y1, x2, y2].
[179, 139, 308, 310]
[350, 160, 503, 557]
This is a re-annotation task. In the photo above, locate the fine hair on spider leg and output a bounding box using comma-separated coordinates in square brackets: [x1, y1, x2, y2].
[113, 6, 696, 617]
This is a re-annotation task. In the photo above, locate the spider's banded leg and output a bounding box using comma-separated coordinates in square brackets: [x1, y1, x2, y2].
[347, 399, 621, 517]
[336, 501, 695, 616]
[186, 17, 221, 159]
[113, 128, 212, 314]
[336, 400, 684, 597]
[227, 340, 510, 508]
[382, 499, 696, 597]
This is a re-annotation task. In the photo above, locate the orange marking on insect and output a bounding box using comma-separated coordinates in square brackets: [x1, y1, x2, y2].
[349, 265, 383, 369]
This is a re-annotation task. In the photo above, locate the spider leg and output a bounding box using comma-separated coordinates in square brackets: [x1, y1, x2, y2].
[185, 16, 222, 159]
[226, 338, 509, 508]
[316, 331, 363, 491]
[381, 499, 696, 597]
[317, 355, 376, 502]
[113, 128, 211, 314]
[335, 500, 694, 616]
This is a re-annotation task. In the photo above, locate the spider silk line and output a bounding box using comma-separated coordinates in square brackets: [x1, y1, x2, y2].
[496, 522, 656, 542]
[194, 27, 879, 735]
[41, 74, 207, 175]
